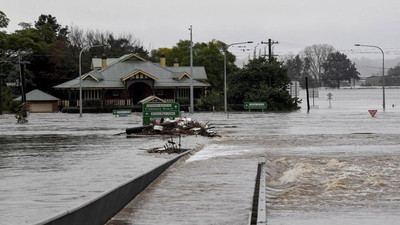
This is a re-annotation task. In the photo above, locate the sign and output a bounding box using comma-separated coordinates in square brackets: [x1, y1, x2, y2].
[244, 102, 267, 110]
[142, 102, 180, 125]
[368, 109, 378, 117]
[112, 109, 132, 117]
[327, 93, 333, 108]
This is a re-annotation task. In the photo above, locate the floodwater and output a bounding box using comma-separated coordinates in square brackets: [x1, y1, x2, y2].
[108, 88, 400, 225]
[2, 88, 400, 225]
[0, 113, 209, 224]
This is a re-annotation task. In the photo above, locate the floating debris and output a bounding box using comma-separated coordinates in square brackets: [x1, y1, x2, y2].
[146, 135, 189, 154]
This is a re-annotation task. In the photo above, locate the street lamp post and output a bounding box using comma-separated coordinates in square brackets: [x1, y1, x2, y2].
[189, 25, 194, 114]
[79, 45, 105, 117]
[224, 41, 253, 114]
[355, 44, 385, 111]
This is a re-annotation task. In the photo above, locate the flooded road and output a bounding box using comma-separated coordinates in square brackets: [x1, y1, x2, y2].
[2, 88, 400, 224]
[109, 88, 400, 225]
[0, 113, 209, 224]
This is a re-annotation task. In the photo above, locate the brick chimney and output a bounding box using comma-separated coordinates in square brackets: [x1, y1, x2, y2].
[160, 53, 166, 68]
[101, 53, 107, 70]
[173, 58, 179, 67]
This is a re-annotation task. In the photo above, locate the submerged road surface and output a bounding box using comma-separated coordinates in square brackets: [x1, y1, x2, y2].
[108, 89, 400, 225]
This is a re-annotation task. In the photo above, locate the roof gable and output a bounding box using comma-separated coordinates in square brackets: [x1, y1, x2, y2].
[82, 73, 100, 81]
[121, 70, 158, 81]
[119, 54, 147, 62]
[167, 66, 207, 80]
[172, 72, 191, 80]
[138, 95, 166, 104]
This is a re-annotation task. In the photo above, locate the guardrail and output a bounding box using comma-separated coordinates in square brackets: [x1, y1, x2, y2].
[33, 151, 189, 225]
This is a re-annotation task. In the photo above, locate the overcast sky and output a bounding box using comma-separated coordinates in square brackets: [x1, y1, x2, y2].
[2, 0, 400, 63]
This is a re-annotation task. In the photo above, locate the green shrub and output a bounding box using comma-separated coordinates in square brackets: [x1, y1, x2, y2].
[62, 106, 79, 113]
[83, 99, 101, 107]
[196, 90, 223, 111]
[15, 103, 29, 123]
[2, 86, 20, 112]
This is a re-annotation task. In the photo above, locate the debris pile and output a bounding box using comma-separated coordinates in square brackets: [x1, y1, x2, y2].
[126, 118, 219, 138]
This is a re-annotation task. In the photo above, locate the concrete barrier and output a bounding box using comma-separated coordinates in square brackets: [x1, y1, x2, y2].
[33, 151, 189, 225]
[249, 160, 267, 225]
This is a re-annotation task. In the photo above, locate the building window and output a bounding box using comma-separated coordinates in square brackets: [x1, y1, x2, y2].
[112, 90, 119, 97]
[177, 89, 189, 98]
[155, 90, 163, 97]
[84, 90, 100, 99]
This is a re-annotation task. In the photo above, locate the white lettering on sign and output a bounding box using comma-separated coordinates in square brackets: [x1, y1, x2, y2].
[117, 110, 131, 113]
[151, 112, 176, 116]
[147, 104, 172, 108]
[249, 103, 265, 106]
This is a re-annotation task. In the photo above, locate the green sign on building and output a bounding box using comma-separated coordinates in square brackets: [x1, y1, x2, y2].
[244, 102, 267, 110]
[142, 102, 180, 125]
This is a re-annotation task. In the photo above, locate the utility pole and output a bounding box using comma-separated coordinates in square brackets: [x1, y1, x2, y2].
[0, 66, 3, 115]
[18, 54, 27, 104]
[268, 38, 272, 61]
[261, 38, 279, 62]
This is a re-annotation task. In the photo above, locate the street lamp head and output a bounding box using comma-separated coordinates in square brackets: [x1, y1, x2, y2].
[354, 44, 361, 46]
[247, 41, 254, 44]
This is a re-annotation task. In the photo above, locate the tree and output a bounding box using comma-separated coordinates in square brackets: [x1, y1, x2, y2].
[1, 13, 152, 110]
[0, 11, 9, 28]
[150, 39, 237, 92]
[68, 26, 149, 73]
[197, 89, 223, 111]
[229, 57, 299, 111]
[388, 63, 400, 76]
[35, 14, 69, 43]
[285, 55, 303, 81]
[322, 51, 360, 88]
[302, 44, 335, 87]
[18, 22, 32, 29]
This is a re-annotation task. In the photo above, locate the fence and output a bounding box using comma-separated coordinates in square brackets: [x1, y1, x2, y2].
[59, 99, 175, 108]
